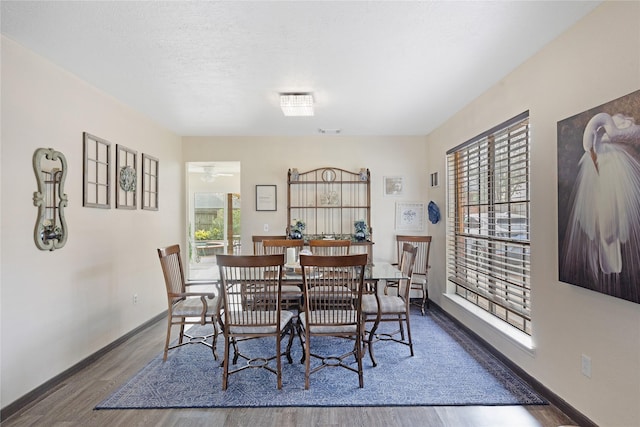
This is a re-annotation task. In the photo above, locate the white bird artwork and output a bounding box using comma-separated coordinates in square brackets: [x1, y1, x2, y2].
[561, 111, 640, 290]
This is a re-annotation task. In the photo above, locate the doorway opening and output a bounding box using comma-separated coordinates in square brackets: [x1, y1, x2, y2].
[186, 161, 240, 280]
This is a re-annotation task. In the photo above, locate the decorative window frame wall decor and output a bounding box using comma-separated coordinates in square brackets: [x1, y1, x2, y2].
[141, 153, 159, 211]
[83, 132, 111, 209]
[116, 144, 137, 210]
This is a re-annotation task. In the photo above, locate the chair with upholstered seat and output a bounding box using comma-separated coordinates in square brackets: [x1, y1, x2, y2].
[262, 239, 305, 305]
[363, 243, 417, 366]
[308, 240, 352, 279]
[262, 238, 306, 358]
[157, 244, 220, 362]
[385, 235, 432, 315]
[299, 253, 368, 389]
[252, 235, 287, 255]
[308, 239, 351, 256]
[216, 254, 295, 390]
[262, 238, 305, 263]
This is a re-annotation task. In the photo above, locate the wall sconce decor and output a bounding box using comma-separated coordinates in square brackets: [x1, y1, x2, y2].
[33, 147, 68, 251]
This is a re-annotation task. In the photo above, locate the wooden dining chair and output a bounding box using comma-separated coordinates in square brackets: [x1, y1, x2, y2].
[308, 239, 351, 256]
[252, 235, 287, 255]
[216, 254, 295, 390]
[261, 238, 306, 357]
[363, 243, 418, 366]
[299, 253, 368, 389]
[262, 239, 305, 305]
[157, 244, 220, 362]
[385, 235, 432, 315]
[308, 239, 352, 280]
[262, 238, 305, 259]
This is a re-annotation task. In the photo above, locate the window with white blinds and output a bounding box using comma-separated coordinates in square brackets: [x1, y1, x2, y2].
[446, 112, 531, 335]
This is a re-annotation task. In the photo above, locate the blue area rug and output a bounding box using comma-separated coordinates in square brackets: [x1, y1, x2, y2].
[96, 306, 546, 409]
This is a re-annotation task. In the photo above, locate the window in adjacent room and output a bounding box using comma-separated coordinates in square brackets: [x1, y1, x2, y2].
[446, 111, 531, 335]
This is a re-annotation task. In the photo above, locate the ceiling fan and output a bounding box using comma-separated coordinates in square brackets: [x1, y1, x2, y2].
[201, 165, 233, 182]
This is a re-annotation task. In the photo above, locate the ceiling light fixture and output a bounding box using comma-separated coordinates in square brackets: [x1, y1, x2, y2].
[201, 165, 233, 182]
[280, 93, 314, 116]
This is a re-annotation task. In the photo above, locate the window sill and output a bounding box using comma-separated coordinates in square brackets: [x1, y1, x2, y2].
[443, 293, 535, 354]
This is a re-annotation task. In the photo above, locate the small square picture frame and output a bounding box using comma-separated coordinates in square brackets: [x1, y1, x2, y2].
[384, 176, 404, 197]
[256, 185, 277, 211]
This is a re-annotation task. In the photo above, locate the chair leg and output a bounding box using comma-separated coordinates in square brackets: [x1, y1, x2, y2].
[211, 316, 219, 361]
[276, 332, 283, 390]
[295, 318, 306, 364]
[423, 284, 429, 313]
[416, 282, 428, 315]
[367, 318, 381, 367]
[222, 335, 231, 390]
[405, 313, 414, 356]
[232, 338, 240, 364]
[284, 321, 295, 364]
[356, 331, 364, 388]
[304, 330, 311, 390]
[163, 318, 172, 362]
[178, 323, 186, 345]
[410, 284, 428, 315]
[217, 315, 225, 365]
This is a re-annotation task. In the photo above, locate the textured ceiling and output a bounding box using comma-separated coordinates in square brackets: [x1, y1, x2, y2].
[1, 1, 601, 136]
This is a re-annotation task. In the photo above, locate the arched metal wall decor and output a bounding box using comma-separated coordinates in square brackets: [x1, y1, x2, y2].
[33, 147, 68, 251]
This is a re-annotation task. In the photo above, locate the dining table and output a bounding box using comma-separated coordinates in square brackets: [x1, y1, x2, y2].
[281, 261, 408, 366]
[190, 260, 408, 366]
[280, 261, 406, 293]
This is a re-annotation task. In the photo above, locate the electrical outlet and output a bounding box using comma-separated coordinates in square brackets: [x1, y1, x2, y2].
[133, 294, 138, 305]
[581, 354, 591, 378]
[264, 223, 269, 232]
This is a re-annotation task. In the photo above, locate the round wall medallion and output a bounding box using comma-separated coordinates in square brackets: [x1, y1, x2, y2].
[119, 166, 137, 192]
[322, 168, 336, 182]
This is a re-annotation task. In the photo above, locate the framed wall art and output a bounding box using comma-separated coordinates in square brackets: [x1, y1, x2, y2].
[558, 89, 640, 304]
[141, 153, 159, 211]
[83, 132, 111, 208]
[395, 202, 425, 231]
[256, 185, 277, 211]
[384, 176, 404, 196]
[116, 144, 137, 209]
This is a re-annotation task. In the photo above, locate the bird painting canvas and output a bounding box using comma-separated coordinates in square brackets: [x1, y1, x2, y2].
[558, 89, 640, 304]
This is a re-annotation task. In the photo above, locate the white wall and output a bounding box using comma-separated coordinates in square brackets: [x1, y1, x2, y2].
[0, 37, 183, 408]
[182, 136, 429, 261]
[3, 3, 638, 425]
[424, 2, 640, 426]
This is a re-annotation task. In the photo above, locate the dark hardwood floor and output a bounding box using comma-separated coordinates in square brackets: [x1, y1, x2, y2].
[1, 317, 580, 427]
